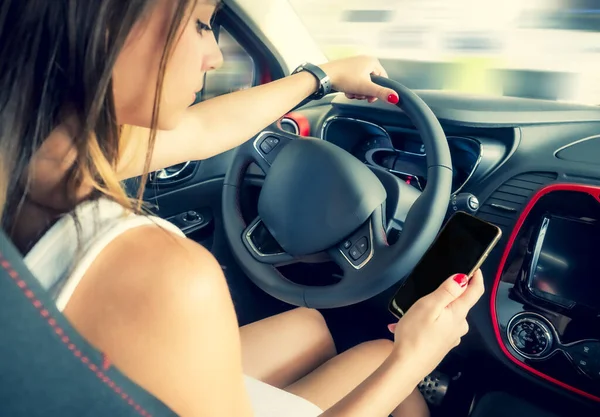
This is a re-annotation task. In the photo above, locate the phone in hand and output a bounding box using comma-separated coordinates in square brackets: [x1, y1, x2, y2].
[389, 211, 502, 318]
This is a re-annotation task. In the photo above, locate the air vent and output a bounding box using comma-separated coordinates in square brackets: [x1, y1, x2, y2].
[280, 118, 300, 135]
[479, 172, 557, 236]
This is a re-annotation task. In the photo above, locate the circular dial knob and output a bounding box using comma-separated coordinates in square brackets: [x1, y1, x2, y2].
[183, 211, 201, 222]
[449, 193, 480, 217]
[507, 314, 554, 359]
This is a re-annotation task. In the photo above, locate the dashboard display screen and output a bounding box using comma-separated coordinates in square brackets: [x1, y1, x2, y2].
[528, 216, 600, 311]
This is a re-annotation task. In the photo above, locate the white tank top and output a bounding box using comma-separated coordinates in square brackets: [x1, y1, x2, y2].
[24, 198, 323, 417]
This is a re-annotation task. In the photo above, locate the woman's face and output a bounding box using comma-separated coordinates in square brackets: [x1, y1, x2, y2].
[112, 0, 223, 130]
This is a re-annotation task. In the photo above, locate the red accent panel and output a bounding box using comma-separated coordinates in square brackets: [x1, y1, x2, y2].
[0, 253, 153, 417]
[490, 183, 600, 403]
[283, 112, 311, 137]
[259, 61, 272, 85]
[260, 72, 272, 85]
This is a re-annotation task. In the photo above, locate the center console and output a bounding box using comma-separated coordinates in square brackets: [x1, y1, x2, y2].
[491, 183, 600, 402]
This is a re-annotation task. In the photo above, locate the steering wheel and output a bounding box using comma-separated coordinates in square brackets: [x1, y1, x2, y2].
[222, 76, 452, 309]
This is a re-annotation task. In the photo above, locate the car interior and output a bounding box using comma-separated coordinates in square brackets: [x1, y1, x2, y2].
[1, 2, 599, 416]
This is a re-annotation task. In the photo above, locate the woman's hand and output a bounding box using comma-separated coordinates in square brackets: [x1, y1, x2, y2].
[319, 272, 483, 416]
[320, 56, 399, 104]
[388, 270, 485, 378]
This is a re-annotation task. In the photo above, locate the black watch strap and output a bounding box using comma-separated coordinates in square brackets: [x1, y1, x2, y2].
[292, 62, 332, 100]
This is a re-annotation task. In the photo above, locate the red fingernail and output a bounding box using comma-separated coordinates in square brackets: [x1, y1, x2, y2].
[387, 324, 396, 333]
[387, 94, 399, 104]
[453, 274, 469, 288]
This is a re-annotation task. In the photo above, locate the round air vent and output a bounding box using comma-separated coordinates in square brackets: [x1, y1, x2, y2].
[280, 117, 300, 135]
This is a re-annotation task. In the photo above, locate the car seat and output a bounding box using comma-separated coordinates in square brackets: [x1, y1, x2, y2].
[0, 231, 177, 417]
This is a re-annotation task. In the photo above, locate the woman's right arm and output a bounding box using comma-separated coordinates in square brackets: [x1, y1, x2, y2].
[319, 271, 485, 417]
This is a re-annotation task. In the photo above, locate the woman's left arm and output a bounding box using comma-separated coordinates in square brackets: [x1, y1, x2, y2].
[118, 56, 399, 179]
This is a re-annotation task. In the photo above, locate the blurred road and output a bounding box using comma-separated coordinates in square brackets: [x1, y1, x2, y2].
[289, 0, 600, 104]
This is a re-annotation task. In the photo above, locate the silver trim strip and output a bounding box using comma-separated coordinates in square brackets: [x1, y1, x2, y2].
[561, 338, 600, 348]
[245, 219, 286, 257]
[507, 312, 556, 360]
[490, 203, 518, 213]
[447, 136, 483, 196]
[338, 222, 375, 270]
[389, 168, 424, 191]
[397, 149, 426, 158]
[527, 216, 550, 294]
[554, 134, 600, 157]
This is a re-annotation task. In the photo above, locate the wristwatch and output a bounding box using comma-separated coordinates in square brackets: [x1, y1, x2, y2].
[292, 62, 332, 100]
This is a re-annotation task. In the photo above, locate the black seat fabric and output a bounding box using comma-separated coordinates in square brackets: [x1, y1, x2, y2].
[471, 392, 560, 417]
[0, 231, 177, 417]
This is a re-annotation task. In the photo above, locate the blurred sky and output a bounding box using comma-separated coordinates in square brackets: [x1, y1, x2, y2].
[288, 0, 600, 104]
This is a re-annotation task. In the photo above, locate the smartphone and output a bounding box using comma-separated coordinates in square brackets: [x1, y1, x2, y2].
[389, 211, 502, 318]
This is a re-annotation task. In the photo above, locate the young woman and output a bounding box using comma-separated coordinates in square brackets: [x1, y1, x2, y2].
[0, 0, 485, 416]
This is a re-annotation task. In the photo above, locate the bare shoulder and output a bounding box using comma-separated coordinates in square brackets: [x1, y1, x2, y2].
[65, 224, 232, 336]
[64, 225, 250, 416]
[109, 223, 224, 288]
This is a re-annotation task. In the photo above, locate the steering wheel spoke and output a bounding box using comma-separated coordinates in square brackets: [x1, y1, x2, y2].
[329, 218, 376, 272]
[328, 205, 389, 274]
[242, 217, 296, 265]
[249, 130, 297, 174]
[368, 166, 422, 233]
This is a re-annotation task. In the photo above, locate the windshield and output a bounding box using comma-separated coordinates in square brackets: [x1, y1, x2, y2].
[289, 0, 600, 105]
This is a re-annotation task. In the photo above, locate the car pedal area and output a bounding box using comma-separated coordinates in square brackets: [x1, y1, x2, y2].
[418, 370, 451, 407]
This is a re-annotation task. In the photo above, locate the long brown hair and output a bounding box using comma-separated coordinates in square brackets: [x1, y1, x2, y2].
[0, 0, 197, 233]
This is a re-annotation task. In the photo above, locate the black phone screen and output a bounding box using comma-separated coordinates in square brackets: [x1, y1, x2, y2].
[390, 211, 500, 316]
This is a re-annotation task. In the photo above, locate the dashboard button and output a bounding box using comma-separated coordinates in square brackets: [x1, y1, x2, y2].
[576, 358, 591, 370]
[342, 240, 352, 250]
[260, 140, 273, 154]
[349, 246, 362, 261]
[565, 340, 600, 377]
[566, 341, 600, 357]
[468, 195, 480, 211]
[356, 237, 369, 255]
[581, 341, 600, 356]
[265, 136, 280, 148]
[569, 355, 594, 376]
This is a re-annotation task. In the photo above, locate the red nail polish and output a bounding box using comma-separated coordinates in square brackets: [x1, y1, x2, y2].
[388, 324, 396, 333]
[453, 274, 469, 287]
[387, 94, 399, 104]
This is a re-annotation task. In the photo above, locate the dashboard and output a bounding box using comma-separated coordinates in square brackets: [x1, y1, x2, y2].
[283, 91, 600, 410]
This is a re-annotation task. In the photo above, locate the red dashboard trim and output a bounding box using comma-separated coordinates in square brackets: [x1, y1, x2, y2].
[259, 62, 272, 85]
[490, 182, 600, 403]
[283, 112, 311, 137]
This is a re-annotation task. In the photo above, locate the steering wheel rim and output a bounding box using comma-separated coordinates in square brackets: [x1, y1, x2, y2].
[222, 76, 452, 309]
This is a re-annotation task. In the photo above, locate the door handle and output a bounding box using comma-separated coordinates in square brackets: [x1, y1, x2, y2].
[155, 161, 191, 180]
[149, 161, 196, 185]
